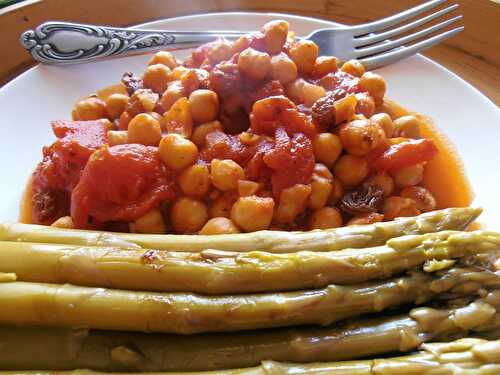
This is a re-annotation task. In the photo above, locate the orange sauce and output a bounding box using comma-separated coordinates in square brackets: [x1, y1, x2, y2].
[383, 99, 474, 209]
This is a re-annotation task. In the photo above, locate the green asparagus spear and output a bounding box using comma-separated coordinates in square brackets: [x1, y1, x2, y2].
[0, 230, 497, 294]
[0, 267, 497, 335]
[0, 207, 480, 252]
[1, 338, 499, 374]
[0, 308, 498, 374]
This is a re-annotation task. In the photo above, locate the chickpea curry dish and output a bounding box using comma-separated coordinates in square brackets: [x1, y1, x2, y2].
[26, 20, 472, 234]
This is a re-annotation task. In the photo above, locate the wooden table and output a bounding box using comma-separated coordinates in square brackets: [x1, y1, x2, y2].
[1, 0, 498, 105]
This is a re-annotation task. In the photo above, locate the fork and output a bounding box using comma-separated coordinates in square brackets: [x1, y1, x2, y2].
[20, 0, 463, 69]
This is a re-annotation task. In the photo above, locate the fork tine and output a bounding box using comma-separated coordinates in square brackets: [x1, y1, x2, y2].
[353, 4, 459, 47]
[350, 0, 447, 37]
[359, 27, 464, 70]
[355, 15, 462, 58]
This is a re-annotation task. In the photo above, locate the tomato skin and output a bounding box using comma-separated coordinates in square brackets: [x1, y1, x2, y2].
[373, 138, 438, 172]
[250, 96, 317, 138]
[317, 71, 362, 100]
[263, 128, 315, 198]
[71, 144, 175, 228]
[31, 120, 108, 224]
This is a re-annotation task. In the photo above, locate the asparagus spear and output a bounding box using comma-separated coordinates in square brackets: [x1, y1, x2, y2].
[0, 291, 498, 372]
[0, 230, 498, 294]
[0, 267, 497, 334]
[260, 338, 500, 375]
[2, 338, 498, 375]
[0, 207, 480, 253]
[2, 339, 499, 374]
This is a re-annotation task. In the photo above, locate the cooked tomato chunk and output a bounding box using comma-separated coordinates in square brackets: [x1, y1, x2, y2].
[250, 96, 317, 138]
[31, 120, 109, 224]
[373, 138, 438, 172]
[263, 128, 315, 198]
[71, 144, 175, 228]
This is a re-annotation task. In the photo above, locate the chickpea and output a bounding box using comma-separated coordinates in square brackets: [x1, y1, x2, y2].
[308, 175, 333, 210]
[347, 212, 384, 226]
[270, 53, 298, 85]
[238, 48, 272, 81]
[143, 64, 172, 94]
[366, 173, 394, 197]
[302, 83, 326, 107]
[355, 92, 376, 118]
[232, 35, 252, 54]
[107, 130, 128, 146]
[200, 217, 241, 235]
[149, 51, 178, 69]
[210, 192, 238, 218]
[392, 164, 424, 188]
[162, 97, 193, 137]
[171, 66, 190, 80]
[352, 114, 367, 121]
[262, 20, 289, 54]
[400, 186, 437, 212]
[334, 95, 358, 124]
[72, 97, 107, 120]
[333, 155, 369, 187]
[180, 69, 200, 95]
[309, 207, 343, 229]
[105, 93, 129, 120]
[238, 132, 261, 146]
[170, 197, 208, 233]
[207, 39, 234, 63]
[129, 208, 166, 234]
[338, 119, 386, 156]
[314, 163, 334, 180]
[51, 216, 75, 229]
[383, 196, 420, 220]
[313, 56, 338, 77]
[286, 78, 306, 104]
[135, 89, 159, 112]
[178, 164, 211, 197]
[188, 89, 219, 124]
[312, 133, 342, 168]
[231, 195, 275, 232]
[127, 113, 162, 146]
[192, 121, 224, 146]
[394, 115, 421, 139]
[275, 184, 312, 224]
[148, 112, 163, 123]
[371, 113, 394, 138]
[238, 180, 260, 197]
[328, 179, 344, 205]
[359, 72, 386, 105]
[160, 81, 185, 111]
[159, 133, 198, 171]
[288, 40, 319, 74]
[210, 159, 245, 191]
[340, 59, 365, 77]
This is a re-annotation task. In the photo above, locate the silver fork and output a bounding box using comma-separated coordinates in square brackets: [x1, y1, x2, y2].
[20, 0, 463, 69]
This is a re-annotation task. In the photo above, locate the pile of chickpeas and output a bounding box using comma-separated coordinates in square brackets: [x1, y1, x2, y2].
[64, 20, 438, 235]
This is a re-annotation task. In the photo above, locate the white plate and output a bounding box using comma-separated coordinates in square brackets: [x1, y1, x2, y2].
[1, 12, 499, 226]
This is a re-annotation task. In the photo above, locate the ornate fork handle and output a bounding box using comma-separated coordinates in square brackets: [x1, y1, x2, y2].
[20, 21, 246, 65]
